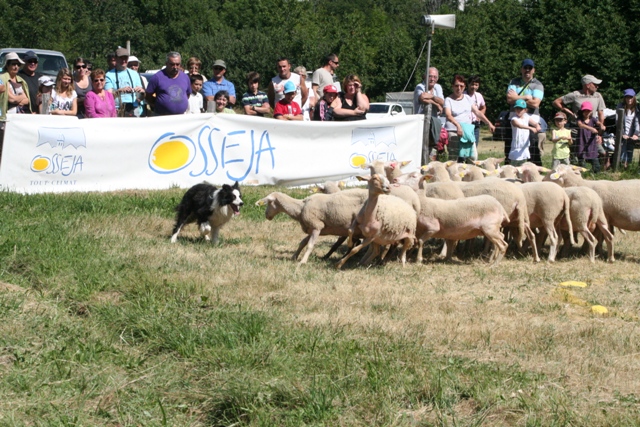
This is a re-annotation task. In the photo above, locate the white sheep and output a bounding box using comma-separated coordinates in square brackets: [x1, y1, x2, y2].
[474, 157, 505, 172]
[256, 189, 368, 263]
[415, 192, 509, 265]
[310, 181, 345, 194]
[520, 182, 574, 262]
[460, 165, 492, 181]
[336, 174, 416, 269]
[497, 165, 520, 180]
[421, 161, 453, 182]
[517, 162, 551, 183]
[543, 168, 639, 258]
[362, 160, 412, 182]
[561, 187, 614, 263]
[456, 179, 539, 261]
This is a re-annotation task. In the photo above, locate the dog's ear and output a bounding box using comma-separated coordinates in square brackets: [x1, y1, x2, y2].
[232, 181, 240, 189]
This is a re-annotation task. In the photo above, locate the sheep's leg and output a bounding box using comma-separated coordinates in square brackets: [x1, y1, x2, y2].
[596, 223, 615, 263]
[444, 239, 457, 261]
[360, 244, 379, 265]
[399, 237, 413, 267]
[544, 223, 558, 262]
[299, 229, 321, 264]
[524, 225, 540, 262]
[580, 230, 597, 263]
[336, 237, 374, 269]
[322, 236, 347, 260]
[416, 239, 425, 263]
[484, 228, 507, 265]
[560, 229, 573, 258]
[292, 235, 311, 261]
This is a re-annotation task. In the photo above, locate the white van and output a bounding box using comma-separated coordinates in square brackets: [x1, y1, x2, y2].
[0, 48, 68, 77]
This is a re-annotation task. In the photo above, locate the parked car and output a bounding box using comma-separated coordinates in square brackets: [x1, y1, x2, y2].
[0, 48, 68, 77]
[366, 102, 407, 120]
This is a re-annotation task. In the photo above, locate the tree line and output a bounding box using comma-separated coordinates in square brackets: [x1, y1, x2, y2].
[2, 0, 638, 121]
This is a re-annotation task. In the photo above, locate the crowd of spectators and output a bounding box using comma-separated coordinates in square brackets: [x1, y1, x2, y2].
[0, 49, 360, 122]
[413, 58, 638, 171]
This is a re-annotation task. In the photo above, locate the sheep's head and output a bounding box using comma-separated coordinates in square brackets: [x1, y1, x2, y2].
[357, 174, 390, 195]
[255, 193, 279, 220]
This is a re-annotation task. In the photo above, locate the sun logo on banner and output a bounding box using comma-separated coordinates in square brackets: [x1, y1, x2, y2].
[31, 156, 51, 172]
[148, 133, 196, 174]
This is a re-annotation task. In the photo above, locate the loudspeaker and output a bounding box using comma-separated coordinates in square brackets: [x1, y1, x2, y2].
[420, 14, 456, 30]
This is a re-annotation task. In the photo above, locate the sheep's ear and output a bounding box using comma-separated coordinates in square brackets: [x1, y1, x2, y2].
[422, 174, 432, 181]
[388, 161, 398, 170]
[516, 167, 523, 174]
[549, 172, 561, 181]
[400, 160, 411, 167]
[539, 167, 551, 173]
[473, 160, 483, 166]
[356, 175, 370, 182]
[459, 164, 468, 170]
[481, 169, 490, 176]
[310, 185, 321, 194]
[420, 164, 429, 171]
[255, 198, 266, 206]
[445, 160, 455, 166]
[360, 162, 371, 170]
[338, 181, 346, 189]
[496, 157, 505, 164]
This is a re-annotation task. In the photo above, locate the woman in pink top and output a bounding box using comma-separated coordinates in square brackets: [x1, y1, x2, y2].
[84, 68, 116, 118]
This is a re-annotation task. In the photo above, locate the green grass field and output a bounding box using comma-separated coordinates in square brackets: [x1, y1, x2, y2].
[1, 142, 640, 425]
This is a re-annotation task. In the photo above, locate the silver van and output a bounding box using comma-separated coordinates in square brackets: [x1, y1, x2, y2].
[0, 48, 68, 77]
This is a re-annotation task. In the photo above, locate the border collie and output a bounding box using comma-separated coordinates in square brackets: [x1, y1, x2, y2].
[170, 182, 243, 244]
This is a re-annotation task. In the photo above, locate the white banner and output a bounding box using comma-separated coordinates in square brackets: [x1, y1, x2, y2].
[0, 114, 423, 194]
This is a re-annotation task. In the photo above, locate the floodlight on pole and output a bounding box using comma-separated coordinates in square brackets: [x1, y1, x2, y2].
[420, 14, 456, 165]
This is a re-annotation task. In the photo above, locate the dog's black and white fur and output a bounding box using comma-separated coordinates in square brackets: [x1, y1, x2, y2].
[171, 181, 243, 244]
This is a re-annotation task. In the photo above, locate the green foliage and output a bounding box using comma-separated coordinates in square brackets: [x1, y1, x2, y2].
[1, 0, 639, 118]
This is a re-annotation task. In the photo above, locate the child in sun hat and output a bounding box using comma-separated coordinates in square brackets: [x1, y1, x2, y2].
[551, 111, 572, 169]
[576, 100, 601, 173]
[509, 98, 541, 166]
[273, 80, 303, 120]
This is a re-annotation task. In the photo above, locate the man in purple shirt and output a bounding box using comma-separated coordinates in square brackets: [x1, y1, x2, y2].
[145, 52, 191, 115]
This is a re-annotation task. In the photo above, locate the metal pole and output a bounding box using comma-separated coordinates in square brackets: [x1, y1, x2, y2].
[611, 107, 624, 171]
[421, 24, 434, 166]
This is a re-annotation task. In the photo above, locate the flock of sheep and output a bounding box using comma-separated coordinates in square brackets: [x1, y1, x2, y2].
[255, 158, 639, 267]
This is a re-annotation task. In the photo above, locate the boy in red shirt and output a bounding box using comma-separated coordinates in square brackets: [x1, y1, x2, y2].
[273, 80, 303, 120]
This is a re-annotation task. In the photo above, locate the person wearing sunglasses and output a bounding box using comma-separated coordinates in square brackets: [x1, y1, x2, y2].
[72, 57, 92, 118]
[0, 52, 31, 120]
[18, 50, 42, 114]
[311, 53, 339, 101]
[84, 68, 116, 118]
[553, 74, 607, 133]
[202, 59, 236, 109]
[505, 58, 544, 164]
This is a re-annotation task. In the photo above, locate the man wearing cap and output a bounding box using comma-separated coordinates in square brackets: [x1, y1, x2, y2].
[552, 74, 606, 133]
[267, 57, 308, 111]
[145, 52, 191, 116]
[202, 60, 236, 107]
[505, 59, 544, 164]
[105, 47, 145, 116]
[18, 51, 42, 114]
[273, 81, 303, 121]
[312, 53, 339, 100]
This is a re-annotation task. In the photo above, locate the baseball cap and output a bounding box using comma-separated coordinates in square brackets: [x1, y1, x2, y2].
[581, 74, 602, 85]
[23, 51, 38, 62]
[4, 52, 24, 64]
[283, 80, 297, 94]
[323, 84, 338, 94]
[213, 59, 227, 69]
[521, 58, 535, 68]
[514, 99, 527, 109]
[115, 47, 129, 57]
[38, 76, 55, 87]
[554, 112, 567, 120]
[127, 55, 141, 64]
[623, 88, 636, 97]
[580, 101, 593, 111]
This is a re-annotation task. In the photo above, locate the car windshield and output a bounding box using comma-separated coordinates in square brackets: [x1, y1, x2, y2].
[0, 52, 67, 77]
[369, 104, 390, 114]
